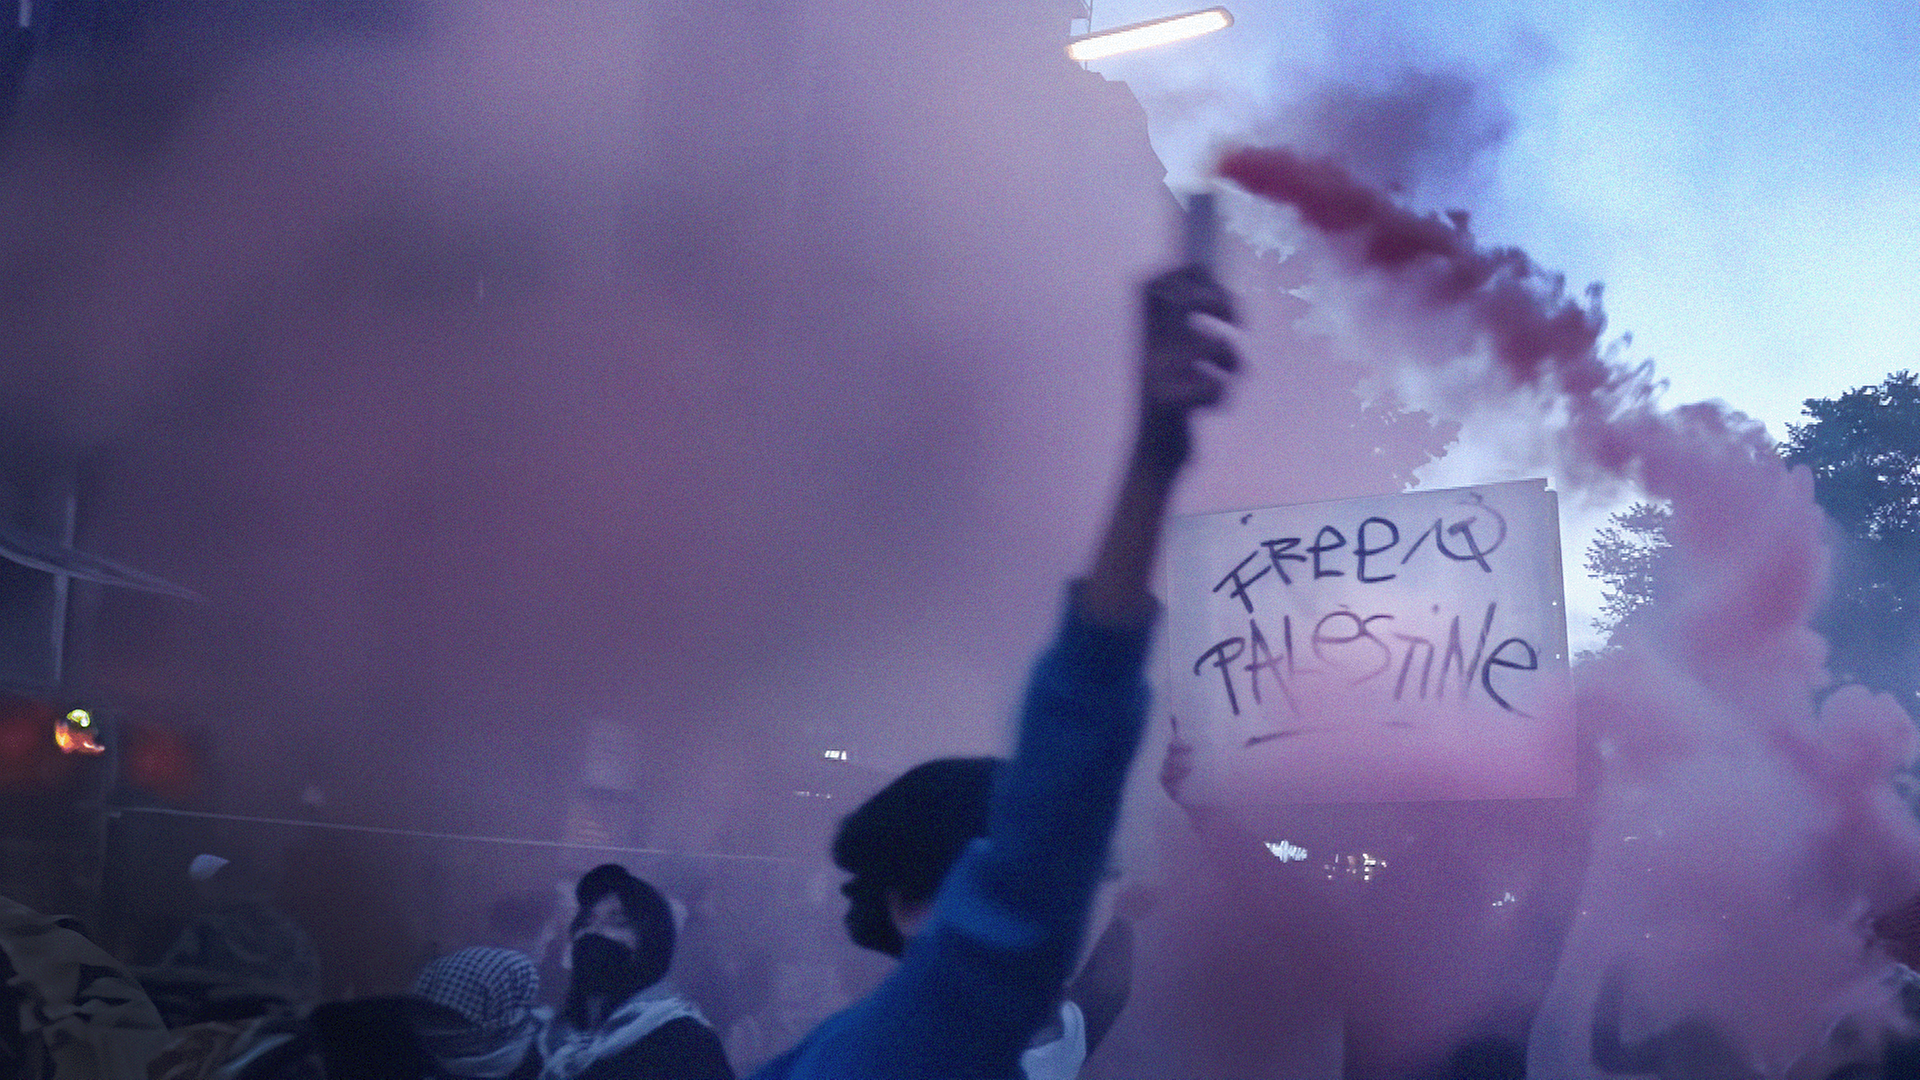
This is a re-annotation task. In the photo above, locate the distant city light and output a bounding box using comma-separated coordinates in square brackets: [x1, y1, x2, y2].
[1322, 852, 1387, 882]
[1066, 7, 1232, 62]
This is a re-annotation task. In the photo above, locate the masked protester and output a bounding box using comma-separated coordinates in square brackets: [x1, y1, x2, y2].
[539, 865, 733, 1080]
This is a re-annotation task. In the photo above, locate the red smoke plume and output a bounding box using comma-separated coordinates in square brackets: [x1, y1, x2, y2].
[1210, 146, 1920, 1076]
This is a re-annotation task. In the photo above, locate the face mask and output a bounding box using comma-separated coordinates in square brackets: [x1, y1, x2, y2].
[568, 932, 644, 1003]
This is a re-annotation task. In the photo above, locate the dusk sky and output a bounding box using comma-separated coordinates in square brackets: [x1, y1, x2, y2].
[1097, 0, 1918, 438]
[1086, 0, 1918, 645]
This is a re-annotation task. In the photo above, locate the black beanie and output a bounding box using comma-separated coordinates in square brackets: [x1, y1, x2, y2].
[831, 757, 1002, 956]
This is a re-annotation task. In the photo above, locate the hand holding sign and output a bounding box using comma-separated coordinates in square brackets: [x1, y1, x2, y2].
[1159, 719, 1195, 807]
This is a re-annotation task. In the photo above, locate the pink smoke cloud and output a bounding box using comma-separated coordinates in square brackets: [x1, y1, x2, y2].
[1198, 145, 1920, 1075]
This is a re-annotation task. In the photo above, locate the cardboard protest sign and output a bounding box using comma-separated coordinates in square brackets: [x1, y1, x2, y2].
[1164, 479, 1574, 804]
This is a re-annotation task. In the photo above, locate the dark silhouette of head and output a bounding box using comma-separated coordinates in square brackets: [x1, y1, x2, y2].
[310, 997, 439, 1080]
[831, 757, 1003, 956]
[1434, 1035, 1527, 1080]
[563, 864, 675, 1027]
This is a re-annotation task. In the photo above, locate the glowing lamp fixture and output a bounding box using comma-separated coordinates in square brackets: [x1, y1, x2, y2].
[54, 708, 104, 755]
[1066, 6, 1232, 62]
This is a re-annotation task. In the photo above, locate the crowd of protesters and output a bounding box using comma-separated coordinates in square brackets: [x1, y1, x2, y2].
[0, 263, 1234, 1080]
[8, 265, 1920, 1080]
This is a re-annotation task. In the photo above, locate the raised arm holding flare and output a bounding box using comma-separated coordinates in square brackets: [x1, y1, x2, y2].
[749, 263, 1240, 1080]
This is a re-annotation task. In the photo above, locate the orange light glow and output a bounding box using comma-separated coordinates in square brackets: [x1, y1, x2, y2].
[53, 710, 104, 755]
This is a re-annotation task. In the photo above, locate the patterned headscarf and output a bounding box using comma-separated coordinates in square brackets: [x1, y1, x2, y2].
[413, 947, 542, 1079]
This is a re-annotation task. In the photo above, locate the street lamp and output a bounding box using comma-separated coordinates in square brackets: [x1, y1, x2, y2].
[1066, 6, 1233, 62]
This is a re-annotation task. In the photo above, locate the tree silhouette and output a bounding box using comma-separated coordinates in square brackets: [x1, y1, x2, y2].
[1584, 500, 1672, 646]
[1781, 370, 1920, 719]
[1582, 371, 1920, 720]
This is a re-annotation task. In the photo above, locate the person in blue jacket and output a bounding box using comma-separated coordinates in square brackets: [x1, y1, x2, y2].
[750, 263, 1240, 1080]
[829, 755, 1151, 1080]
